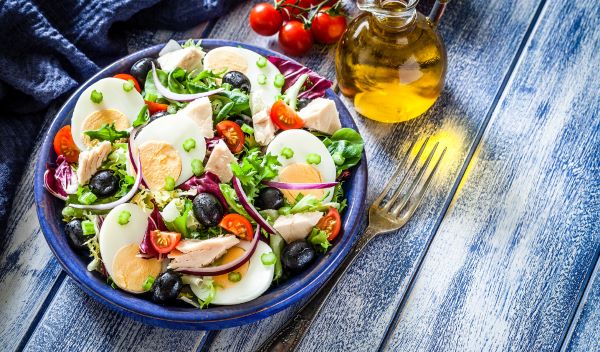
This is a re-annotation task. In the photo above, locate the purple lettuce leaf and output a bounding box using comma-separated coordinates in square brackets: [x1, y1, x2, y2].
[179, 171, 228, 209]
[206, 136, 224, 152]
[139, 215, 160, 259]
[267, 56, 332, 99]
[44, 155, 78, 200]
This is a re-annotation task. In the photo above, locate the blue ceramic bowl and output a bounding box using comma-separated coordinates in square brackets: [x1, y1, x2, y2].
[34, 39, 368, 329]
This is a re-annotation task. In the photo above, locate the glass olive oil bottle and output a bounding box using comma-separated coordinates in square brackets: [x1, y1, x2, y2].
[336, 0, 448, 123]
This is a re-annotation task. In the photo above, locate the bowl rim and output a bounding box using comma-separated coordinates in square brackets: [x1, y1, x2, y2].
[34, 39, 368, 329]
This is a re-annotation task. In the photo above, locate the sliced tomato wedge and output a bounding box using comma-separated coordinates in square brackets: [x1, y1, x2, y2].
[53, 125, 79, 163]
[145, 100, 169, 115]
[113, 73, 141, 93]
[150, 230, 181, 254]
[219, 214, 254, 241]
[316, 207, 341, 241]
[270, 100, 304, 130]
[216, 121, 245, 153]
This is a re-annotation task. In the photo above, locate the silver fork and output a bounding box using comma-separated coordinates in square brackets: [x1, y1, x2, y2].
[257, 137, 447, 352]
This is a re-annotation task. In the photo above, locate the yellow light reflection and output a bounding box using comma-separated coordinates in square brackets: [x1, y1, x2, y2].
[409, 123, 465, 177]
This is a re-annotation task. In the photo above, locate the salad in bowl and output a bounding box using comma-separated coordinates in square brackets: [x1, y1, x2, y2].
[42, 39, 365, 312]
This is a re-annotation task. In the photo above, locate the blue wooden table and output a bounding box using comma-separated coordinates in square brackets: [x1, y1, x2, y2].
[1, 0, 599, 351]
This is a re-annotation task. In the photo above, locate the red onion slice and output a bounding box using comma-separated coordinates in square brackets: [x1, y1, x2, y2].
[151, 63, 224, 102]
[262, 180, 338, 190]
[232, 177, 277, 235]
[70, 153, 143, 210]
[176, 226, 261, 276]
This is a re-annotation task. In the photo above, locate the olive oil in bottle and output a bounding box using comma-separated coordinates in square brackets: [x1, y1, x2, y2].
[336, 0, 448, 123]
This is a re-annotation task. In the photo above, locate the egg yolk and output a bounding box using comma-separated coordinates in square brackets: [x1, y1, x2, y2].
[138, 141, 182, 190]
[82, 109, 130, 147]
[111, 243, 162, 293]
[278, 163, 325, 203]
[213, 247, 249, 289]
[204, 48, 249, 76]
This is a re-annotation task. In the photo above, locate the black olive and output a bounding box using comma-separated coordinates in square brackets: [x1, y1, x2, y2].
[222, 71, 251, 93]
[254, 187, 284, 210]
[89, 170, 119, 198]
[232, 114, 253, 128]
[297, 98, 312, 110]
[281, 240, 316, 273]
[192, 193, 224, 227]
[65, 219, 87, 249]
[151, 271, 183, 303]
[130, 57, 159, 87]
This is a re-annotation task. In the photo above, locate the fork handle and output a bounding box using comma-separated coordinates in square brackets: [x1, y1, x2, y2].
[257, 227, 376, 352]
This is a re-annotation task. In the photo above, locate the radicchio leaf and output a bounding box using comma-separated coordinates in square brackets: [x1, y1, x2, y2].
[179, 172, 228, 208]
[44, 155, 78, 200]
[139, 216, 160, 259]
[267, 56, 332, 99]
[205, 136, 224, 152]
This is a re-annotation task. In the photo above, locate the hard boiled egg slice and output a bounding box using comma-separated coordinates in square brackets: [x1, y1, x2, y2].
[266, 129, 337, 203]
[203, 46, 282, 114]
[132, 114, 207, 190]
[71, 78, 145, 150]
[99, 203, 162, 293]
[190, 241, 274, 305]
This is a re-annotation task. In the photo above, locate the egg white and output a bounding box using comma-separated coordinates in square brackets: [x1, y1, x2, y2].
[190, 241, 274, 305]
[71, 78, 145, 150]
[203, 46, 282, 114]
[266, 129, 337, 202]
[133, 114, 207, 187]
[99, 203, 149, 277]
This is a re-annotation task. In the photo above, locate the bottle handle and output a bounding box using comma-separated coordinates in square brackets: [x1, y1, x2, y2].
[428, 0, 450, 27]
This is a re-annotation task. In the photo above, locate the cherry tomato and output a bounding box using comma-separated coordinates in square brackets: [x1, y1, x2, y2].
[113, 73, 141, 93]
[249, 3, 283, 36]
[279, 0, 312, 20]
[316, 207, 341, 241]
[278, 20, 313, 56]
[144, 100, 169, 115]
[150, 230, 181, 254]
[311, 7, 347, 44]
[216, 121, 245, 153]
[270, 100, 304, 130]
[53, 125, 79, 163]
[219, 214, 254, 241]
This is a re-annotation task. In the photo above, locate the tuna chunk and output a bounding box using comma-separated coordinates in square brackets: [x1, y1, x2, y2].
[252, 109, 277, 146]
[157, 47, 205, 73]
[176, 97, 214, 138]
[298, 98, 342, 135]
[205, 140, 237, 183]
[273, 211, 324, 243]
[76, 141, 112, 185]
[168, 235, 240, 270]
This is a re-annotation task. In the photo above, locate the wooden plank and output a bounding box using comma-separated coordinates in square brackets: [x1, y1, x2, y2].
[0, 24, 210, 352]
[205, 0, 546, 351]
[563, 257, 600, 352]
[0, 105, 65, 351]
[383, 0, 600, 350]
[22, 278, 202, 352]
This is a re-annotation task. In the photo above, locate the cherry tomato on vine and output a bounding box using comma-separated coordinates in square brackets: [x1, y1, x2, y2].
[249, 3, 283, 36]
[278, 20, 313, 56]
[270, 100, 304, 130]
[53, 125, 79, 163]
[279, 0, 312, 20]
[316, 207, 341, 241]
[311, 7, 347, 44]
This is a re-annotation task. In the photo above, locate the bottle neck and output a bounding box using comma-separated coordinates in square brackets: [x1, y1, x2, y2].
[359, 0, 418, 30]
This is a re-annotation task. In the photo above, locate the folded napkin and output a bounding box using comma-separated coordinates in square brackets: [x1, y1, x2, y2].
[0, 0, 235, 234]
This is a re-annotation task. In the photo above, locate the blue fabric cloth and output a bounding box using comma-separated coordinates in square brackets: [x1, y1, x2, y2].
[0, 0, 234, 233]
